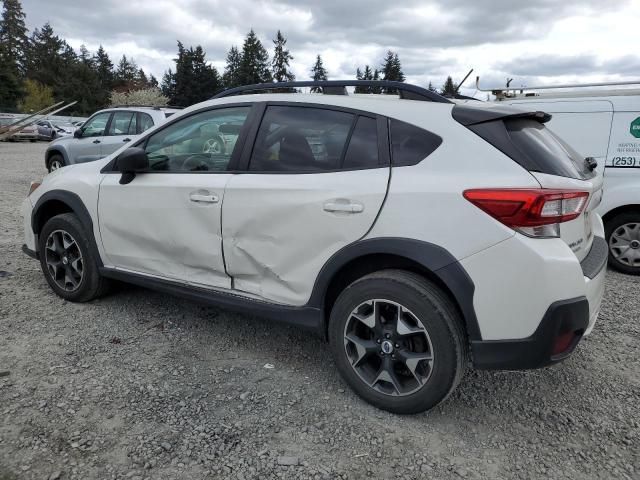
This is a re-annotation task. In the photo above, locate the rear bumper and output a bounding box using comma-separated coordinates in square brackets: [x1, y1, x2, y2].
[471, 297, 589, 370]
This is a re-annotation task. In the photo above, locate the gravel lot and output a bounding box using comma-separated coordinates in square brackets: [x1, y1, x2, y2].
[0, 142, 639, 480]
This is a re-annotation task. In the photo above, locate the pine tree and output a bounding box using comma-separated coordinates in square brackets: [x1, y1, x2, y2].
[0, 43, 22, 109]
[93, 45, 113, 91]
[440, 76, 458, 96]
[238, 29, 271, 86]
[222, 46, 242, 89]
[149, 74, 159, 88]
[310, 55, 327, 81]
[355, 67, 364, 93]
[25, 23, 64, 88]
[78, 44, 93, 66]
[161, 69, 176, 100]
[427, 81, 436, 92]
[380, 50, 405, 93]
[0, 0, 28, 76]
[113, 55, 138, 91]
[271, 30, 294, 83]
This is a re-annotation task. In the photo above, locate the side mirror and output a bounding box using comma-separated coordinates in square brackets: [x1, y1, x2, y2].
[73, 129, 82, 138]
[117, 147, 149, 185]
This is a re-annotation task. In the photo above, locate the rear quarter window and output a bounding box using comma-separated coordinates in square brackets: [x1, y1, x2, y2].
[389, 119, 442, 166]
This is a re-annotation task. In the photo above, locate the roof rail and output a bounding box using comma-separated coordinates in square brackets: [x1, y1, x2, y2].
[476, 76, 640, 100]
[212, 80, 453, 104]
[110, 105, 184, 110]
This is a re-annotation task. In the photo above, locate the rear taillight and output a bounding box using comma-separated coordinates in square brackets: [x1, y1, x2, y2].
[463, 189, 589, 238]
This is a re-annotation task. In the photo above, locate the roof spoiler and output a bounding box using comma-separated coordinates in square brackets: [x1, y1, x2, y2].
[452, 104, 551, 126]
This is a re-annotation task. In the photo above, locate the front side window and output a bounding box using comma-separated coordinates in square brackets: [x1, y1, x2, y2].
[81, 112, 111, 137]
[249, 106, 354, 172]
[107, 111, 135, 136]
[143, 106, 250, 172]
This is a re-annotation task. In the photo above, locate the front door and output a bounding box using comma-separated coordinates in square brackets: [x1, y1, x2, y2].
[69, 111, 111, 163]
[222, 105, 390, 305]
[101, 110, 138, 156]
[98, 105, 254, 289]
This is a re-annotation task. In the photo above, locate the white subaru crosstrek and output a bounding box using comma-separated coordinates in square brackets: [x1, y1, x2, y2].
[21, 81, 607, 414]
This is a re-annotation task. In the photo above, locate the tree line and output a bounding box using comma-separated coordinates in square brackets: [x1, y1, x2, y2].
[0, 0, 461, 115]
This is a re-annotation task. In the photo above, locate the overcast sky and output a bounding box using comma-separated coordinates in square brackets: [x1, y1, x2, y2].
[20, 0, 640, 96]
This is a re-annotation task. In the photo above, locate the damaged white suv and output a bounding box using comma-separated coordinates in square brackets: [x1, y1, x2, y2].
[22, 81, 607, 414]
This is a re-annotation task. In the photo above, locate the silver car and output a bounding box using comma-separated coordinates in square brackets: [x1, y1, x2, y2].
[44, 106, 180, 171]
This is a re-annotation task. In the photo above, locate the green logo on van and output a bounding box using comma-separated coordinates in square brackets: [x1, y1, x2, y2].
[631, 117, 640, 138]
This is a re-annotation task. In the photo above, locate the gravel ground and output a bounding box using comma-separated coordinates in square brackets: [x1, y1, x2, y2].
[0, 142, 639, 480]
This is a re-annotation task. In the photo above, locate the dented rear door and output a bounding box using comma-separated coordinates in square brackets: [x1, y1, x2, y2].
[221, 106, 390, 306]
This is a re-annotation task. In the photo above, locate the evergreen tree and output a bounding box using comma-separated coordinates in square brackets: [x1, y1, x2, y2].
[271, 30, 294, 82]
[78, 44, 92, 66]
[93, 45, 113, 91]
[149, 74, 159, 88]
[161, 69, 176, 101]
[440, 76, 458, 96]
[166, 42, 221, 106]
[25, 23, 64, 88]
[310, 54, 328, 81]
[0, 44, 22, 109]
[113, 54, 138, 91]
[238, 29, 271, 86]
[355, 67, 364, 93]
[136, 68, 148, 88]
[380, 50, 405, 93]
[222, 45, 242, 89]
[0, 0, 28, 76]
[427, 81, 436, 92]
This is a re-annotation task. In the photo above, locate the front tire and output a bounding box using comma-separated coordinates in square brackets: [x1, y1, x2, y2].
[38, 213, 109, 302]
[606, 212, 640, 275]
[328, 270, 467, 414]
[47, 154, 65, 172]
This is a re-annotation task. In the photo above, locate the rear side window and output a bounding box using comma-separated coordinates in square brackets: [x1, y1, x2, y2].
[138, 113, 154, 133]
[343, 116, 379, 169]
[505, 119, 593, 179]
[249, 106, 354, 172]
[389, 119, 442, 166]
[107, 111, 135, 136]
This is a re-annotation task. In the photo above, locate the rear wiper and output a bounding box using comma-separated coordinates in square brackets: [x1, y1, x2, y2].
[585, 157, 598, 171]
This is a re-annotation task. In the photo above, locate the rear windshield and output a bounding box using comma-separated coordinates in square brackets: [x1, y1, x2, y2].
[505, 119, 593, 179]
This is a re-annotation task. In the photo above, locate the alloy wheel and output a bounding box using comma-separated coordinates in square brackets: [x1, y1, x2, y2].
[609, 222, 640, 267]
[203, 138, 223, 154]
[50, 159, 63, 171]
[343, 299, 434, 397]
[44, 230, 84, 291]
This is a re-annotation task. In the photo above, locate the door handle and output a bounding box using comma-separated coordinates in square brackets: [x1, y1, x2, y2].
[323, 200, 364, 213]
[92, 139, 101, 144]
[190, 193, 219, 203]
[123, 138, 131, 142]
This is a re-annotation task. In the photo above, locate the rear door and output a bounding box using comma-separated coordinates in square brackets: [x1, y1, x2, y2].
[222, 104, 390, 305]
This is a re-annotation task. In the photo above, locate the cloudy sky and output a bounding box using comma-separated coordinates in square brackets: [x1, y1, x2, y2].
[20, 0, 640, 96]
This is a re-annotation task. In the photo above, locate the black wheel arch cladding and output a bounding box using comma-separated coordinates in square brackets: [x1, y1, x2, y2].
[32, 190, 103, 268]
[308, 237, 481, 341]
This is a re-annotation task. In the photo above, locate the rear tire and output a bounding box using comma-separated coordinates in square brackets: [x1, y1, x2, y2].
[328, 269, 467, 414]
[38, 213, 110, 302]
[47, 154, 65, 172]
[605, 212, 640, 275]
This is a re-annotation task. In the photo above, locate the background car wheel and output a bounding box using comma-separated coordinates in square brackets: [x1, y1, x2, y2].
[606, 212, 640, 275]
[202, 135, 224, 155]
[47, 154, 65, 172]
[328, 269, 467, 414]
[38, 213, 110, 302]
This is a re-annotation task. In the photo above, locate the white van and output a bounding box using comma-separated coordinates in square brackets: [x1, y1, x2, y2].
[481, 80, 640, 275]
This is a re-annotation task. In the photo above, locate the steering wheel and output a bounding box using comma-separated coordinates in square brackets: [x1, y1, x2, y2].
[181, 154, 214, 171]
